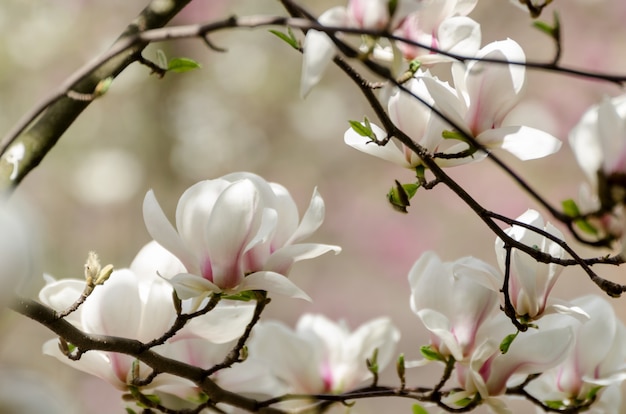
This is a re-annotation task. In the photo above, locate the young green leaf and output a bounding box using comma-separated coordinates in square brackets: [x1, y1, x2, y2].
[348, 120, 376, 140]
[412, 404, 429, 414]
[499, 331, 519, 354]
[420, 344, 444, 361]
[269, 28, 300, 50]
[168, 57, 202, 73]
[156, 49, 168, 70]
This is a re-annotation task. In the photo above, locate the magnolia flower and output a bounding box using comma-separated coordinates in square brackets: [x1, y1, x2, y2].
[248, 314, 400, 395]
[300, 0, 423, 97]
[417, 39, 562, 160]
[409, 251, 500, 361]
[394, 0, 481, 63]
[39, 242, 254, 391]
[525, 295, 626, 411]
[143, 172, 340, 301]
[344, 71, 480, 169]
[494, 209, 567, 320]
[451, 313, 573, 410]
[570, 94, 626, 204]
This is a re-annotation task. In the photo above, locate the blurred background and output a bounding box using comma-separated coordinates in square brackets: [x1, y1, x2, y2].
[1, 0, 626, 412]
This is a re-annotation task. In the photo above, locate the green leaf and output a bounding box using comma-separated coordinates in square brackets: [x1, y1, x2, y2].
[562, 199, 599, 235]
[221, 291, 256, 301]
[125, 409, 137, 414]
[532, 11, 560, 41]
[544, 400, 566, 409]
[562, 199, 580, 217]
[348, 119, 376, 140]
[403, 183, 419, 199]
[412, 404, 429, 414]
[499, 331, 518, 354]
[420, 345, 444, 362]
[156, 49, 168, 70]
[269, 28, 299, 50]
[408, 59, 421, 74]
[586, 385, 603, 400]
[441, 130, 465, 141]
[167, 57, 202, 73]
[388, 180, 414, 213]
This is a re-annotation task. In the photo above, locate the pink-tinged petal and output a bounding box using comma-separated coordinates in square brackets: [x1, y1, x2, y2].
[487, 326, 573, 395]
[265, 243, 341, 274]
[417, 308, 464, 361]
[184, 300, 255, 343]
[437, 17, 481, 58]
[286, 188, 325, 244]
[143, 190, 197, 273]
[465, 39, 525, 133]
[476, 126, 562, 160]
[237, 271, 312, 301]
[80, 269, 142, 338]
[347, 0, 389, 29]
[206, 180, 261, 289]
[242, 208, 278, 272]
[389, 77, 437, 151]
[175, 179, 230, 259]
[301, 7, 348, 98]
[344, 122, 412, 167]
[169, 272, 221, 299]
[43, 340, 128, 390]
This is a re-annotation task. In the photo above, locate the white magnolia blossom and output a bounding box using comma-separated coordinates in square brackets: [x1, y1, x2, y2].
[450, 313, 574, 412]
[394, 0, 481, 63]
[494, 209, 569, 320]
[409, 251, 500, 361]
[526, 295, 626, 413]
[39, 242, 255, 392]
[247, 314, 400, 395]
[301, 0, 424, 97]
[569, 94, 626, 191]
[344, 70, 481, 169]
[143, 172, 340, 301]
[427, 38, 562, 160]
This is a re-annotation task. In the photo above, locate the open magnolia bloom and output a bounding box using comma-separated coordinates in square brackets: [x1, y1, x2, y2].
[570, 94, 626, 204]
[143, 172, 340, 301]
[449, 313, 574, 412]
[415, 39, 562, 161]
[38, 242, 256, 393]
[494, 209, 573, 321]
[247, 314, 400, 396]
[409, 251, 500, 362]
[344, 71, 483, 170]
[525, 295, 626, 413]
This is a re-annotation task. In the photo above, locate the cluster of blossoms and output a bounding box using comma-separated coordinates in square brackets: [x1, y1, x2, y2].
[8, 0, 626, 413]
[409, 210, 626, 412]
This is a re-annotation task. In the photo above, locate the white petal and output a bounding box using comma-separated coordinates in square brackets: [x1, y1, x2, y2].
[143, 190, 197, 273]
[237, 271, 311, 301]
[185, 300, 255, 343]
[286, 187, 326, 244]
[206, 180, 260, 288]
[169, 272, 221, 299]
[438, 17, 481, 58]
[344, 122, 411, 167]
[417, 308, 464, 361]
[300, 7, 348, 98]
[265, 243, 341, 275]
[477, 126, 562, 160]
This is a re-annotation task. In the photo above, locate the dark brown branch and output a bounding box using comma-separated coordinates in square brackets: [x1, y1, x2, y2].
[9, 296, 285, 414]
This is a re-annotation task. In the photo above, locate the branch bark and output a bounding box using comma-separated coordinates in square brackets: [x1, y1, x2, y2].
[0, 0, 193, 191]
